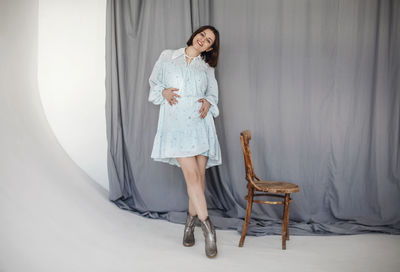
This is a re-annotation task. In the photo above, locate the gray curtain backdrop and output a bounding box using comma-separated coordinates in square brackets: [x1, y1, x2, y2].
[106, 0, 400, 235]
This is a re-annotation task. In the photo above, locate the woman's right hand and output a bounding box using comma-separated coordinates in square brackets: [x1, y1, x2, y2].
[162, 88, 180, 105]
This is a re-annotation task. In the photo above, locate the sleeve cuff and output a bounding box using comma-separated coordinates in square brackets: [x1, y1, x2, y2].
[204, 97, 219, 118]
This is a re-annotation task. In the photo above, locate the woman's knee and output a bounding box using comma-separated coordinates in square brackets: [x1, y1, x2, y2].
[199, 171, 205, 182]
[184, 169, 202, 186]
[177, 157, 202, 186]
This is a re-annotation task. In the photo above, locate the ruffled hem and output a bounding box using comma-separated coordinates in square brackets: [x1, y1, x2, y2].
[151, 148, 222, 169]
[150, 116, 222, 169]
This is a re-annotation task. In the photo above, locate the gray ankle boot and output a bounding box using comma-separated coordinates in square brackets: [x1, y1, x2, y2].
[200, 216, 217, 258]
[183, 213, 197, 247]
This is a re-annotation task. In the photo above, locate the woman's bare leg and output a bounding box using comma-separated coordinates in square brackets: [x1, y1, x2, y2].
[188, 155, 208, 216]
[177, 157, 208, 221]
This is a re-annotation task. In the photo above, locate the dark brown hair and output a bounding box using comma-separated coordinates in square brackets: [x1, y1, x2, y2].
[186, 25, 220, 67]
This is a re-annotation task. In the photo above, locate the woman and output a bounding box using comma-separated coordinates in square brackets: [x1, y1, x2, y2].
[148, 25, 221, 258]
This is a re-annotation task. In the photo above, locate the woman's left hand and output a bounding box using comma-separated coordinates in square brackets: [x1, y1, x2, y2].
[198, 98, 211, 119]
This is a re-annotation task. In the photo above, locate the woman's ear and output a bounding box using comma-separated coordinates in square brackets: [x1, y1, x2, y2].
[206, 47, 213, 52]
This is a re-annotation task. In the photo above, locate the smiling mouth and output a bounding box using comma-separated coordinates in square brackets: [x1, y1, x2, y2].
[197, 40, 203, 47]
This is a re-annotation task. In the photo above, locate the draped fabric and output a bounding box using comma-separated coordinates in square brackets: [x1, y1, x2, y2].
[106, 0, 400, 235]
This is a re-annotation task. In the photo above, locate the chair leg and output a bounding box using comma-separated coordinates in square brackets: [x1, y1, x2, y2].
[286, 194, 291, 241]
[239, 187, 254, 247]
[281, 193, 290, 250]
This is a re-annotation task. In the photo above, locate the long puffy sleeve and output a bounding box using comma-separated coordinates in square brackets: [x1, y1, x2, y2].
[204, 67, 220, 118]
[148, 50, 168, 105]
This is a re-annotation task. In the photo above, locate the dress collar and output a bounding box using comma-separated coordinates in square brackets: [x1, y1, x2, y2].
[171, 47, 202, 61]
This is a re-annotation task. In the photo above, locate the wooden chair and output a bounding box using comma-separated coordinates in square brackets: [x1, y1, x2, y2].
[238, 130, 300, 250]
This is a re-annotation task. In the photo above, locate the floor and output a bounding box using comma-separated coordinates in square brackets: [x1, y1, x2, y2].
[1, 174, 399, 272]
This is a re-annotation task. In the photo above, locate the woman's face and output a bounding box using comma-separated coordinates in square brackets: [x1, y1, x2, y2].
[192, 28, 215, 53]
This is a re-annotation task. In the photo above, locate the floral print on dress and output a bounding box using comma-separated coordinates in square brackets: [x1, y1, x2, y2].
[148, 47, 222, 169]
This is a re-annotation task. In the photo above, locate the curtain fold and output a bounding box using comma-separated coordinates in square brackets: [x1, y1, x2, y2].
[106, 0, 400, 235]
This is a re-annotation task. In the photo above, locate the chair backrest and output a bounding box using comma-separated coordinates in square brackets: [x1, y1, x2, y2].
[240, 130, 258, 187]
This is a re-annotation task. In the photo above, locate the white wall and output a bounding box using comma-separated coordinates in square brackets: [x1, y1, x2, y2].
[38, 0, 108, 190]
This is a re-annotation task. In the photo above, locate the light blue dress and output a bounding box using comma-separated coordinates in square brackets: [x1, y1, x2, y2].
[148, 47, 222, 169]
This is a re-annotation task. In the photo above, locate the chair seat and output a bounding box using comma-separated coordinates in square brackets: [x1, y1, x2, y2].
[254, 180, 300, 194]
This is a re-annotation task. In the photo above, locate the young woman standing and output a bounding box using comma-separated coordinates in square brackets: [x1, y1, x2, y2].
[148, 25, 221, 258]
